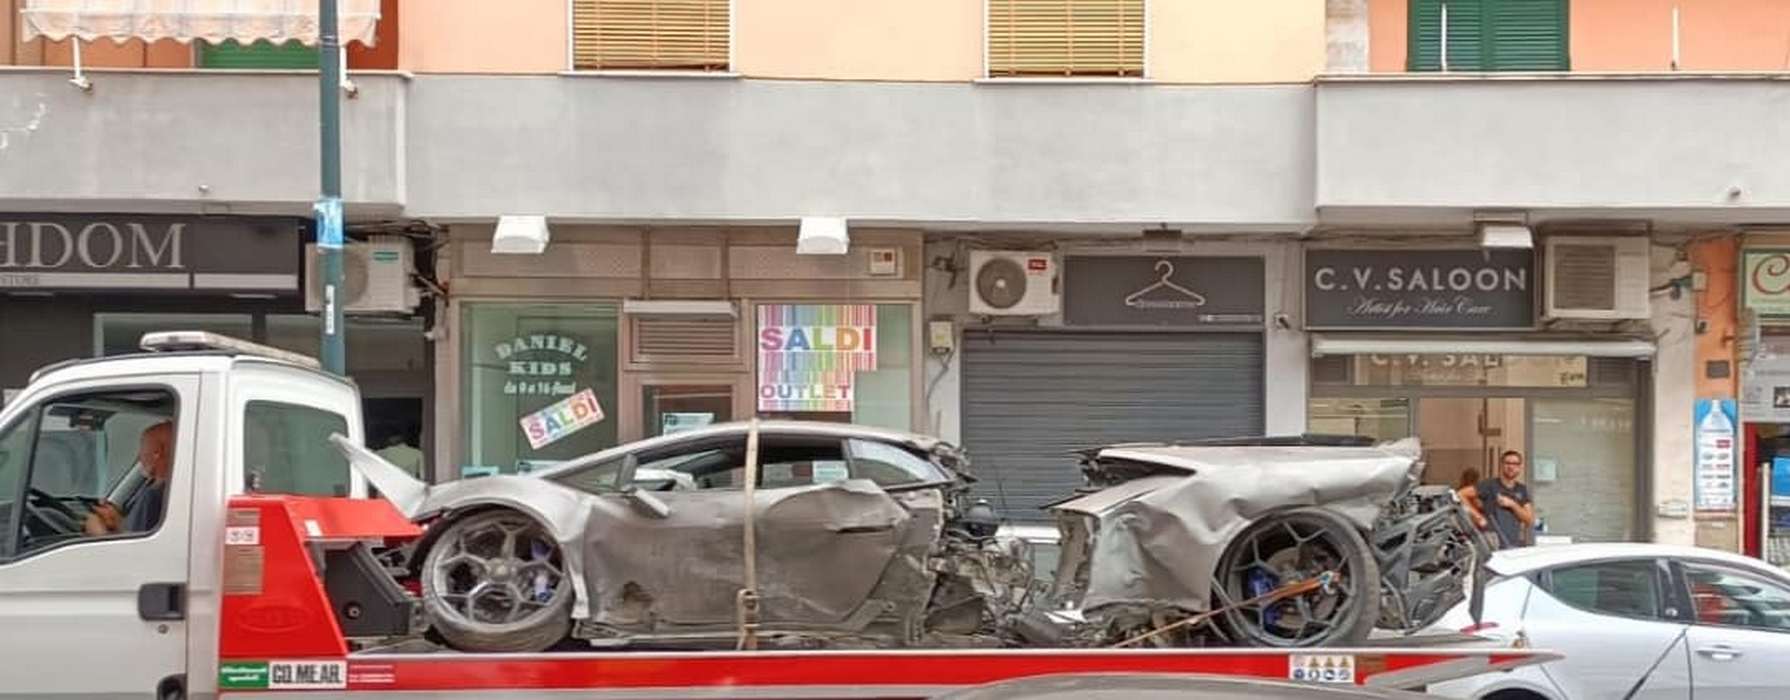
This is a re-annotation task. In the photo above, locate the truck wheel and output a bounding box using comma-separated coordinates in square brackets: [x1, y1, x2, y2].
[421, 509, 574, 653]
[1213, 507, 1380, 647]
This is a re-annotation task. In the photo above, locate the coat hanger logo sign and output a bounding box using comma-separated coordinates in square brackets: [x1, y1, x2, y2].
[1124, 259, 1207, 310]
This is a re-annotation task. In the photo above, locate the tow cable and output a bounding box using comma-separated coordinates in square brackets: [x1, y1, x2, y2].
[1111, 570, 1340, 648]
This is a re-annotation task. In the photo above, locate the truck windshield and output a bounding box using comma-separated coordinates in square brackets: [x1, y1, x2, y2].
[244, 400, 352, 497]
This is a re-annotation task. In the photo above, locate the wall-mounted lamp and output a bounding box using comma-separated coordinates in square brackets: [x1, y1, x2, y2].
[1475, 212, 1533, 249]
[492, 215, 550, 255]
[798, 216, 849, 255]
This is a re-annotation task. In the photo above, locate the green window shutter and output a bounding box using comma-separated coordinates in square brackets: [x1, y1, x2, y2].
[199, 40, 319, 69]
[1487, 0, 1569, 70]
[1408, 0, 1564, 72]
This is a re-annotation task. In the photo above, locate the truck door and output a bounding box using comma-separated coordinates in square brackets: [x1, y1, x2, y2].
[0, 376, 199, 699]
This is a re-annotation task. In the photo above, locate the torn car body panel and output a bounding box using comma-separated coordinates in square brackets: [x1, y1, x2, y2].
[582, 478, 920, 633]
[1051, 439, 1424, 614]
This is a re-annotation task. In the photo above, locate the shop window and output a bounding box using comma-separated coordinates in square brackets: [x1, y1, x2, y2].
[572, 0, 730, 71]
[244, 401, 351, 497]
[987, 0, 1145, 78]
[1319, 353, 1591, 389]
[1408, 0, 1569, 72]
[1530, 398, 1636, 541]
[754, 303, 913, 432]
[1307, 398, 1412, 443]
[462, 303, 620, 476]
[96, 313, 253, 357]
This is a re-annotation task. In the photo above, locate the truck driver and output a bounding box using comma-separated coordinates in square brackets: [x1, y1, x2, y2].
[83, 420, 174, 536]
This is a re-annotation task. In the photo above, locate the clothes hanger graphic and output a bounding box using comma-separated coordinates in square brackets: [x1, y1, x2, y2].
[1124, 260, 1206, 308]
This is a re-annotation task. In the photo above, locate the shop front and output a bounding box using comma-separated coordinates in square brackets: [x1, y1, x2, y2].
[0, 213, 431, 462]
[1739, 246, 1790, 570]
[437, 226, 923, 480]
[956, 251, 1270, 523]
[1304, 246, 1654, 544]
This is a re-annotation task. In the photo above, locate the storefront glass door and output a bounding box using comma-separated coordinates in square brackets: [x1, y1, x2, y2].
[1307, 398, 1411, 442]
[1415, 398, 1525, 492]
[643, 384, 734, 438]
[1310, 352, 1642, 545]
[1531, 398, 1637, 542]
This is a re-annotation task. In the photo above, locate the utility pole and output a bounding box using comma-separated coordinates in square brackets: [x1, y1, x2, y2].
[317, 0, 346, 375]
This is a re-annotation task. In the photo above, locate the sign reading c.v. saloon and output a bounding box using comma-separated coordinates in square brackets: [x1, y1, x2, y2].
[1304, 248, 1535, 329]
[0, 214, 301, 292]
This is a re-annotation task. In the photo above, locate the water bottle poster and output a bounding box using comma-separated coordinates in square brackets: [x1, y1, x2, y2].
[1694, 398, 1738, 512]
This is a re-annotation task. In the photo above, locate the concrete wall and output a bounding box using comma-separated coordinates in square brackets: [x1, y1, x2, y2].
[1652, 240, 1698, 546]
[1326, 0, 1371, 74]
[1570, 0, 1790, 73]
[0, 71, 405, 216]
[400, 0, 565, 73]
[920, 236, 1306, 444]
[1314, 78, 1790, 225]
[736, 0, 980, 81]
[1689, 235, 1744, 550]
[379, 0, 1329, 83]
[1369, 0, 1790, 73]
[1150, 0, 1327, 83]
[405, 76, 1315, 229]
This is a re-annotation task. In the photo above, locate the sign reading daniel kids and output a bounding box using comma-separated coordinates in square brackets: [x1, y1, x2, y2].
[757, 304, 877, 412]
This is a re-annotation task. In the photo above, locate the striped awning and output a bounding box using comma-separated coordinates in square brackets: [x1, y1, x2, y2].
[19, 0, 381, 46]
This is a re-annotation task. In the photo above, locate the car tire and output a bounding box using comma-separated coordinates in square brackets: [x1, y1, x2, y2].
[420, 509, 575, 653]
[1214, 506, 1381, 647]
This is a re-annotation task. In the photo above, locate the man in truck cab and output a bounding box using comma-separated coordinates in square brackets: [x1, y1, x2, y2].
[82, 420, 173, 535]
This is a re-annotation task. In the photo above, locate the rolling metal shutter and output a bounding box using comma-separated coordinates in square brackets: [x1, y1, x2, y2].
[961, 331, 1264, 522]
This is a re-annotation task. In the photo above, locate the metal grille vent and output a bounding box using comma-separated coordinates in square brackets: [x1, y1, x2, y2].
[633, 317, 736, 359]
[1552, 244, 1617, 311]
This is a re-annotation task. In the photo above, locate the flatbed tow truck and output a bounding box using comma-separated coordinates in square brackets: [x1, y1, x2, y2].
[0, 333, 1555, 699]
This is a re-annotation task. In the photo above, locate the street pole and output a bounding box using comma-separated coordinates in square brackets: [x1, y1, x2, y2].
[317, 0, 346, 375]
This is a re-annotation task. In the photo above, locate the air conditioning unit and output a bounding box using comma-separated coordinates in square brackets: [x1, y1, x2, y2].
[1543, 235, 1651, 320]
[304, 237, 421, 315]
[969, 251, 1060, 316]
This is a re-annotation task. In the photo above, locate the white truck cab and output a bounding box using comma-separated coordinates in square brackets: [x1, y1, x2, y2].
[0, 332, 368, 699]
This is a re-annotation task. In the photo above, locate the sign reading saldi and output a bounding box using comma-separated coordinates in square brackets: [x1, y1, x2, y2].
[1304, 249, 1535, 329]
[0, 214, 301, 292]
[757, 304, 877, 412]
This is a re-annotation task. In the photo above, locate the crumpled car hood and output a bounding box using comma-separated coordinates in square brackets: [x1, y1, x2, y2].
[1051, 438, 1422, 613]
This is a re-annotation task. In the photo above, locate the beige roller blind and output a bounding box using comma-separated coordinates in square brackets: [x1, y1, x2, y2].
[573, 0, 730, 71]
[987, 0, 1144, 77]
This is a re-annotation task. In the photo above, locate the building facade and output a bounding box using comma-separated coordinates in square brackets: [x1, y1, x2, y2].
[8, 0, 1790, 560]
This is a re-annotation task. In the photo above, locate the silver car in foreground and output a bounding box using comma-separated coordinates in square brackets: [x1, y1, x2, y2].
[929, 673, 1445, 700]
[1424, 542, 1790, 699]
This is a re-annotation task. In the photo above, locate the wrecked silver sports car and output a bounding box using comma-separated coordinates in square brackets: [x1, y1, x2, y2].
[337, 425, 1486, 653]
[1032, 435, 1490, 649]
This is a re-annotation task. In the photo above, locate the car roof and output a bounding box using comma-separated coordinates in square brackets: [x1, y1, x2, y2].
[529, 420, 953, 479]
[1486, 542, 1788, 579]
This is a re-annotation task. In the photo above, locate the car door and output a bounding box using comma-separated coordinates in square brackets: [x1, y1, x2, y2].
[0, 376, 199, 698]
[578, 430, 913, 631]
[1674, 560, 1790, 699]
[1522, 557, 1691, 700]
